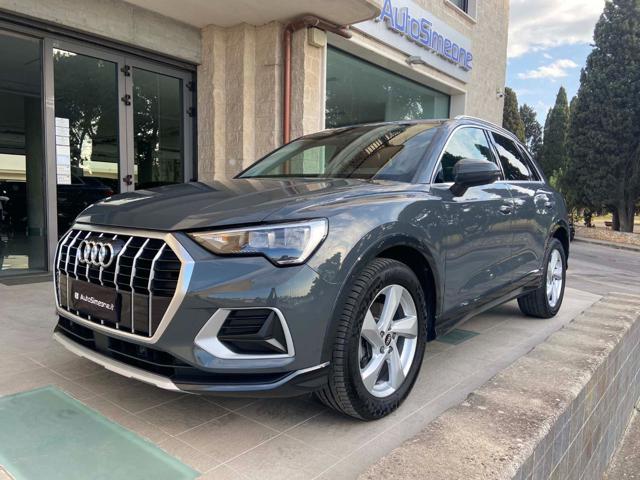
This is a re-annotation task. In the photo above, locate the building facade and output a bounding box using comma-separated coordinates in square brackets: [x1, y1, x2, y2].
[0, 0, 509, 277]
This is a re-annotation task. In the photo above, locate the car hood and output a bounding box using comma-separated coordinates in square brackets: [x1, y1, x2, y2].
[75, 178, 401, 231]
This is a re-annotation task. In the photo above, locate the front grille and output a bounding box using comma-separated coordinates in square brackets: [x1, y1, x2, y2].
[55, 227, 181, 338]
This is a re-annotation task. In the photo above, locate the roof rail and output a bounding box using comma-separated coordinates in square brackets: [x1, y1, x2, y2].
[453, 115, 518, 139]
[454, 115, 499, 127]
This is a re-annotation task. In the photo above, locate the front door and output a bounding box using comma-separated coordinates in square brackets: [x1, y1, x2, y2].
[50, 41, 193, 237]
[430, 127, 515, 321]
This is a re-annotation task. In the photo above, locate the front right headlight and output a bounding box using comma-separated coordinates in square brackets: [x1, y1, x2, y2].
[188, 219, 328, 266]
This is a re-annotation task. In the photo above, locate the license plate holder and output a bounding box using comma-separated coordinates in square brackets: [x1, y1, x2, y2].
[69, 279, 120, 323]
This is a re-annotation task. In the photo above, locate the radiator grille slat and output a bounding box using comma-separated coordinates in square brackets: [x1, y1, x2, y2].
[55, 228, 181, 338]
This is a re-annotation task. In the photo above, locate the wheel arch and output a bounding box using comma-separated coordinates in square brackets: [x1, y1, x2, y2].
[319, 231, 442, 361]
[550, 220, 570, 264]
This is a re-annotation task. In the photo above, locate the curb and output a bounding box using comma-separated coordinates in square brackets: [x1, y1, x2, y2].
[573, 237, 640, 253]
[361, 293, 640, 480]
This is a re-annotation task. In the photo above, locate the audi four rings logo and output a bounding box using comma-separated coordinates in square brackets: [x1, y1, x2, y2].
[78, 239, 124, 267]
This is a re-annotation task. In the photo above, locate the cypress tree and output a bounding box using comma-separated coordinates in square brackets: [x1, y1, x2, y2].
[502, 87, 525, 142]
[519, 104, 543, 161]
[540, 87, 570, 177]
[566, 0, 640, 232]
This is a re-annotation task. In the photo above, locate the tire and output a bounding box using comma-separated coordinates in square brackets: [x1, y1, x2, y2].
[517, 238, 566, 318]
[315, 258, 429, 420]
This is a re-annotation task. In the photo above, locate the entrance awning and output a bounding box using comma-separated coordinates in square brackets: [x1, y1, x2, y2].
[122, 0, 381, 28]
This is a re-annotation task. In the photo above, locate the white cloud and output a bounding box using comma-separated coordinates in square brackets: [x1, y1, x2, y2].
[543, 53, 553, 59]
[508, 0, 605, 58]
[517, 59, 579, 79]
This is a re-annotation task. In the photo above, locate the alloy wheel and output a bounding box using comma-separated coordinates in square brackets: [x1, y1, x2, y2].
[358, 284, 418, 398]
[546, 249, 563, 308]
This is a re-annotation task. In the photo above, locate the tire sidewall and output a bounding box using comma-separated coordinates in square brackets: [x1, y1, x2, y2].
[346, 261, 428, 417]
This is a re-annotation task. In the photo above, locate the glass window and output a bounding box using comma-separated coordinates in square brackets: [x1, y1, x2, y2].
[132, 68, 184, 190]
[0, 30, 47, 275]
[434, 128, 495, 183]
[326, 47, 450, 128]
[53, 49, 119, 235]
[450, 0, 469, 13]
[491, 133, 534, 181]
[240, 123, 439, 182]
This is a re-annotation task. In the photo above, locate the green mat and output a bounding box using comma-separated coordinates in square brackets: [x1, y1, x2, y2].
[436, 328, 480, 345]
[0, 386, 198, 480]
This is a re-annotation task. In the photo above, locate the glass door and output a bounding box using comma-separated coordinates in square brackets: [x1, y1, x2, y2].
[126, 61, 193, 190]
[48, 43, 194, 241]
[52, 42, 125, 236]
[0, 30, 46, 276]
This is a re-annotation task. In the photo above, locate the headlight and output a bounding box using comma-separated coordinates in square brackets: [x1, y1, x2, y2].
[188, 219, 328, 266]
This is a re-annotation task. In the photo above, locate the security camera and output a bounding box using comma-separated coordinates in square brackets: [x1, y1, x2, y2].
[496, 89, 505, 99]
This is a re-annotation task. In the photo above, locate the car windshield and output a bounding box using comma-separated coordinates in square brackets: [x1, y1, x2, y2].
[238, 123, 440, 182]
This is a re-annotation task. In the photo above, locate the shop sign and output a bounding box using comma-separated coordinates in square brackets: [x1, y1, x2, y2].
[355, 0, 473, 83]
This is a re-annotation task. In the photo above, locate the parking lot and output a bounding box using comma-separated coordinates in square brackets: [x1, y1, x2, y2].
[0, 267, 604, 479]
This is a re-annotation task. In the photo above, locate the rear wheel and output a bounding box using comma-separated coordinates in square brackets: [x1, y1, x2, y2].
[518, 238, 566, 318]
[315, 258, 428, 420]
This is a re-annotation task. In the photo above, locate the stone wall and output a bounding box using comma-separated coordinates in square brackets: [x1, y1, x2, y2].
[361, 292, 640, 480]
[197, 23, 330, 180]
[0, 0, 201, 63]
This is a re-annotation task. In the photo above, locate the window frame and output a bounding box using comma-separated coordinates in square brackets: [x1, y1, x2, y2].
[429, 125, 505, 185]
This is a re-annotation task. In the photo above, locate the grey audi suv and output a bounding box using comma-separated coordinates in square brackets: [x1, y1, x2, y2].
[53, 117, 569, 420]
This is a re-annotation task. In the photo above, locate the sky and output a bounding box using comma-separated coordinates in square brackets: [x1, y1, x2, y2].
[506, 0, 606, 124]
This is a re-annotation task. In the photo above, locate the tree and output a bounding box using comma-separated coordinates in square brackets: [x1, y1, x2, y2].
[519, 104, 543, 161]
[502, 87, 525, 142]
[540, 87, 570, 177]
[565, 0, 640, 232]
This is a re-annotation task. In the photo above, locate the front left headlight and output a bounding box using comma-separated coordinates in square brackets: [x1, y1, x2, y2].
[188, 219, 328, 266]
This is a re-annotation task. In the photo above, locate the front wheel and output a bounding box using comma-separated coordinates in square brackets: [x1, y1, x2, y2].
[518, 238, 566, 318]
[315, 258, 428, 420]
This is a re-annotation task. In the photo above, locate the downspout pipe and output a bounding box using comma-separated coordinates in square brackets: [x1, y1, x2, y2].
[283, 16, 353, 144]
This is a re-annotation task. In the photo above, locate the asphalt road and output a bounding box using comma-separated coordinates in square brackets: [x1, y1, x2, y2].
[567, 240, 640, 295]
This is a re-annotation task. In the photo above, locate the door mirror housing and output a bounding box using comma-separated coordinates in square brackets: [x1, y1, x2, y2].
[450, 159, 501, 196]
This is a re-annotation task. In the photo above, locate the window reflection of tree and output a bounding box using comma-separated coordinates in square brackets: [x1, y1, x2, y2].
[133, 73, 182, 189]
[325, 48, 446, 128]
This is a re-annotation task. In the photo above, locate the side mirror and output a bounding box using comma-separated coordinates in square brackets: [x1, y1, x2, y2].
[450, 159, 501, 196]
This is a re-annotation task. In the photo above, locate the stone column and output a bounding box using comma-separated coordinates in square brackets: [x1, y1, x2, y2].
[290, 28, 326, 140]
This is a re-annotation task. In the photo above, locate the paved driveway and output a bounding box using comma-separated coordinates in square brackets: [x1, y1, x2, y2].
[0, 272, 602, 480]
[568, 240, 640, 296]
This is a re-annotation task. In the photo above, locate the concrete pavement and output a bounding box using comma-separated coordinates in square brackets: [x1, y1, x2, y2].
[567, 241, 640, 296]
[0, 240, 635, 479]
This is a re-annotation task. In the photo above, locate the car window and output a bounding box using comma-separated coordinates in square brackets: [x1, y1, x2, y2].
[491, 133, 534, 181]
[434, 127, 496, 183]
[239, 123, 439, 182]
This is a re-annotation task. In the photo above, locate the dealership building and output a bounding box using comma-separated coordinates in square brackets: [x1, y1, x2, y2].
[0, 0, 509, 277]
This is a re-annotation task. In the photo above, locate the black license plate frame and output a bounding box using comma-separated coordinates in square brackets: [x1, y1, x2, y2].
[69, 279, 120, 323]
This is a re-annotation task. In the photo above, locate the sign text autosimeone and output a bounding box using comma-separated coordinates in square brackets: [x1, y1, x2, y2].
[354, 0, 474, 83]
[377, 0, 473, 71]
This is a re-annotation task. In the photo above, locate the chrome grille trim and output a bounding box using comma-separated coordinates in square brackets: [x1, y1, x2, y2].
[54, 224, 194, 345]
[148, 244, 166, 336]
[130, 238, 150, 333]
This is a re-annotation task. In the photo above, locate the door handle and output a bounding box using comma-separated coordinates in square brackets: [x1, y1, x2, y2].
[499, 205, 513, 215]
[122, 174, 133, 186]
[544, 201, 555, 209]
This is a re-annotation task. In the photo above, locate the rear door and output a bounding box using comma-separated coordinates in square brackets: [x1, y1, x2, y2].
[430, 127, 515, 319]
[488, 132, 552, 286]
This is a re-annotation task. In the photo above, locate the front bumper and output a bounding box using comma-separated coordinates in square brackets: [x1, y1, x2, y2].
[53, 329, 329, 396]
[54, 224, 340, 396]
